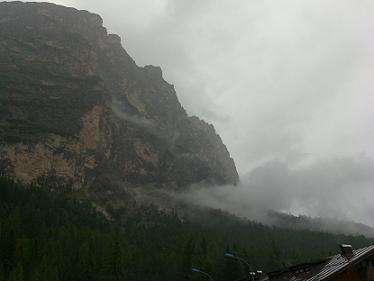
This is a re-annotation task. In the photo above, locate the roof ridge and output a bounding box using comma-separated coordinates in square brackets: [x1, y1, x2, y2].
[306, 244, 374, 281]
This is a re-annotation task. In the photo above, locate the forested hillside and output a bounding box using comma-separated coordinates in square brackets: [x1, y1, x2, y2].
[0, 178, 372, 281]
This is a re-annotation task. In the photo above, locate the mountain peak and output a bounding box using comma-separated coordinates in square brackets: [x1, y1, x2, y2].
[0, 1, 239, 192]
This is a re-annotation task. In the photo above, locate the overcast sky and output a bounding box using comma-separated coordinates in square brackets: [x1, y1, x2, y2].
[25, 0, 374, 225]
[27, 0, 374, 173]
[28, 0, 374, 174]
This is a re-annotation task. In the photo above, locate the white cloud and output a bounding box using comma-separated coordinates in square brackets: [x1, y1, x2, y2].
[183, 156, 374, 226]
[23, 0, 374, 175]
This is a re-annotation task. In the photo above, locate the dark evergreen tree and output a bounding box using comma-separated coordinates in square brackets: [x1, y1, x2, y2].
[9, 263, 24, 281]
[0, 177, 372, 281]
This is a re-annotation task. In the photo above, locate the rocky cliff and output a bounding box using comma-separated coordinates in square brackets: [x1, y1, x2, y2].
[0, 1, 238, 192]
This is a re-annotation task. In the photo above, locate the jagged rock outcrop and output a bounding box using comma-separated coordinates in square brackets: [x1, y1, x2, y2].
[0, 1, 238, 191]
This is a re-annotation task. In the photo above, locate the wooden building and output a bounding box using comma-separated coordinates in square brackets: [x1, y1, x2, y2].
[265, 244, 374, 281]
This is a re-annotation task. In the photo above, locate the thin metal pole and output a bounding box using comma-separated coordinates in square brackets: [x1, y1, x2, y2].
[192, 268, 215, 281]
[235, 256, 252, 273]
[225, 253, 260, 281]
[200, 271, 214, 281]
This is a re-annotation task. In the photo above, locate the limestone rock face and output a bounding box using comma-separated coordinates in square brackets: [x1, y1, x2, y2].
[0, 1, 239, 190]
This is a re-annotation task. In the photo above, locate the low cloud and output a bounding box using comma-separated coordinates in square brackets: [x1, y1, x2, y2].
[23, 0, 374, 228]
[26, 0, 374, 174]
[111, 97, 156, 129]
[181, 156, 374, 227]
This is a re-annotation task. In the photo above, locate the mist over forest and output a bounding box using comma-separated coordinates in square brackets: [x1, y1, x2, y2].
[181, 156, 374, 227]
[1, 1, 374, 280]
[22, 0, 374, 228]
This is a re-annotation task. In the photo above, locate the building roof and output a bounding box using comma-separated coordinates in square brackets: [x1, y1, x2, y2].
[306, 245, 374, 281]
[267, 245, 374, 281]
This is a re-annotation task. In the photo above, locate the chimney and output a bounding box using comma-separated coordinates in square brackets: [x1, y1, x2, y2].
[339, 244, 353, 259]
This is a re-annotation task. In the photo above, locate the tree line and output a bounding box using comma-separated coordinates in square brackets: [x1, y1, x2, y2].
[0, 177, 372, 281]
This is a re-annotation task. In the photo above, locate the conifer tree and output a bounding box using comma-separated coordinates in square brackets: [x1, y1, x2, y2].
[9, 263, 24, 281]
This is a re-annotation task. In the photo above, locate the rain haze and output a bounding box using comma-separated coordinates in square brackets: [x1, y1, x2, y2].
[27, 0, 374, 226]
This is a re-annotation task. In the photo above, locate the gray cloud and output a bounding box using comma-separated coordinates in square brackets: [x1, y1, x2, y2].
[41, 0, 374, 174]
[181, 156, 374, 227]
[28, 0, 374, 173]
[25, 0, 374, 225]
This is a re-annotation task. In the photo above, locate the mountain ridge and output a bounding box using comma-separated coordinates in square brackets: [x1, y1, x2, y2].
[0, 1, 239, 192]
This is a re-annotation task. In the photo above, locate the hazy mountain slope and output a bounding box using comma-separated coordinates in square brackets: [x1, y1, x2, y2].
[0, 1, 238, 191]
[1, 177, 372, 281]
[266, 211, 374, 238]
[1, 1, 371, 242]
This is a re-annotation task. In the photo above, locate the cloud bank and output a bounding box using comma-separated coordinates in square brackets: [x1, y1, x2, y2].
[182, 156, 374, 227]
[24, 0, 374, 225]
[27, 0, 374, 173]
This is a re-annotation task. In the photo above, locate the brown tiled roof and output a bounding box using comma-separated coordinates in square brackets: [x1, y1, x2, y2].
[306, 245, 374, 281]
[267, 260, 327, 280]
[267, 245, 374, 281]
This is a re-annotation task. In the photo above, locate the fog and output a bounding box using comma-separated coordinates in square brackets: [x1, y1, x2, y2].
[181, 156, 374, 226]
[26, 1, 374, 226]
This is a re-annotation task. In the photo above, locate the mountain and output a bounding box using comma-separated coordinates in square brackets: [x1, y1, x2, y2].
[266, 211, 374, 238]
[1, 1, 371, 243]
[0, 1, 238, 192]
[0, 5, 374, 280]
[1, 177, 372, 281]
